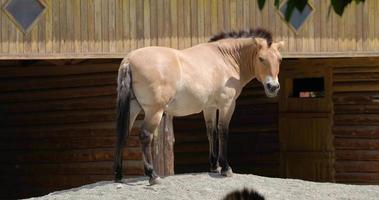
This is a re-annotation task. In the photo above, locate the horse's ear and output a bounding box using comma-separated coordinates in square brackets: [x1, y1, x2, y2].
[273, 41, 285, 51]
[253, 38, 264, 50]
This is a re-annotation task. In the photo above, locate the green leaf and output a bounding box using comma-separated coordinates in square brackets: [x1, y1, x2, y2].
[257, 0, 266, 10]
[331, 0, 351, 16]
[274, 0, 280, 9]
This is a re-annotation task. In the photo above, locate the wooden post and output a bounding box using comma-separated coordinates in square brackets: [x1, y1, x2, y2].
[152, 113, 175, 176]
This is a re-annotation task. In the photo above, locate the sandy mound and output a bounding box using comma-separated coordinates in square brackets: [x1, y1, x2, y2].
[28, 173, 379, 200]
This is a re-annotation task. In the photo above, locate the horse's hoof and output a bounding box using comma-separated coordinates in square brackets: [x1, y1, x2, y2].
[221, 167, 233, 177]
[210, 166, 221, 173]
[149, 176, 162, 185]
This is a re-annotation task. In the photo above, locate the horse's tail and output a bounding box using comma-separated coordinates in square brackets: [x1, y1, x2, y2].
[114, 60, 132, 182]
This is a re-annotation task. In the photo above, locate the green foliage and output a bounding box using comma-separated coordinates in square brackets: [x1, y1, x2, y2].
[258, 0, 365, 20]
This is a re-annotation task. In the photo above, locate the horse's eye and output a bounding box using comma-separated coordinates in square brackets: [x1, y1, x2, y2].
[259, 57, 264, 63]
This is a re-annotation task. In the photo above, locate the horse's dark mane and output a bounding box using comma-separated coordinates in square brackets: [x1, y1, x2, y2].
[208, 28, 272, 46]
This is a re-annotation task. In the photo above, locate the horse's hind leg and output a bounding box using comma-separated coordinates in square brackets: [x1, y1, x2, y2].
[139, 108, 164, 185]
[203, 108, 219, 173]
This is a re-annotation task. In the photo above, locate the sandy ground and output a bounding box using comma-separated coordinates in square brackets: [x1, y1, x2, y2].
[29, 173, 379, 200]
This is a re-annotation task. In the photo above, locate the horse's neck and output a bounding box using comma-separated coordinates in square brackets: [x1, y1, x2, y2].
[216, 39, 256, 86]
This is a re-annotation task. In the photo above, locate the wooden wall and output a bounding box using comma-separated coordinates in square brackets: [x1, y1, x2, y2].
[333, 58, 379, 184]
[0, 0, 378, 59]
[279, 60, 334, 182]
[283, 57, 379, 184]
[174, 80, 279, 177]
[0, 60, 144, 199]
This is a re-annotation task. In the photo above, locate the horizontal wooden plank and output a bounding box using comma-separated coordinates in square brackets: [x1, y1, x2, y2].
[334, 114, 379, 126]
[334, 138, 379, 150]
[0, 72, 117, 92]
[0, 136, 140, 150]
[334, 104, 379, 114]
[334, 81, 379, 92]
[284, 58, 379, 69]
[0, 63, 119, 78]
[0, 85, 115, 103]
[0, 148, 141, 163]
[333, 126, 379, 139]
[336, 150, 379, 161]
[333, 65, 379, 73]
[333, 92, 379, 105]
[336, 172, 379, 183]
[0, 160, 143, 175]
[1, 95, 115, 113]
[334, 72, 379, 82]
[1, 109, 115, 126]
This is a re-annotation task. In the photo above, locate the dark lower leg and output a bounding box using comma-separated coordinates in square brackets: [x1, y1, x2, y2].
[218, 126, 232, 175]
[210, 128, 219, 171]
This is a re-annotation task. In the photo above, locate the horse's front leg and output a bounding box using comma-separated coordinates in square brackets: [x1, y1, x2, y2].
[203, 108, 219, 173]
[218, 101, 236, 177]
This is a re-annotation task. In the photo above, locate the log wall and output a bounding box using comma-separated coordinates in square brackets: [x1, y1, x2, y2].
[0, 60, 144, 199]
[333, 60, 379, 184]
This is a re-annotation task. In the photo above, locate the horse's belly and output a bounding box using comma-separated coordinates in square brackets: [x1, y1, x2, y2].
[165, 92, 206, 116]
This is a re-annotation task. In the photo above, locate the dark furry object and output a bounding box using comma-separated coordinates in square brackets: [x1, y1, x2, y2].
[223, 188, 265, 200]
[208, 28, 272, 47]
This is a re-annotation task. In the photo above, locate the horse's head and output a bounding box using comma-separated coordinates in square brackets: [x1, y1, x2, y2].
[253, 38, 284, 98]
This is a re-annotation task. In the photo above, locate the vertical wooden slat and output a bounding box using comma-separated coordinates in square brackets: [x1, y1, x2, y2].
[115, 0, 123, 52]
[157, 0, 164, 46]
[223, 0, 230, 31]
[80, 0, 88, 53]
[73, 0, 81, 53]
[129, 0, 137, 50]
[183, 0, 191, 48]
[198, 0, 205, 43]
[355, 2, 363, 51]
[101, 0, 109, 52]
[31, 22, 39, 54]
[87, 0, 94, 52]
[204, 0, 211, 40]
[163, 0, 171, 46]
[108, 0, 116, 52]
[236, 0, 243, 30]
[150, 0, 158, 46]
[309, 0, 317, 52]
[375, 0, 379, 50]
[94, 0, 102, 52]
[210, 0, 218, 34]
[66, 0, 74, 52]
[242, 0, 250, 30]
[230, 0, 237, 30]
[45, 0, 53, 53]
[1, 0, 9, 54]
[320, 0, 326, 52]
[52, 0, 60, 53]
[190, 0, 198, 45]
[368, 0, 375, 51]
[177, 0, 185, 49]
[170, 0, 178, 48]
[122, 0, 133, 52]
[143, 0, 151, 47]
[59, 0, 66, 53]
[37, 7, 46, 54]
[218, 0, 224, 31]
[136, 0, 144, 48]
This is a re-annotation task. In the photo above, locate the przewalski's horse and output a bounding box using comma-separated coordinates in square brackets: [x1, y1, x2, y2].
[114, 28, 284, 185]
